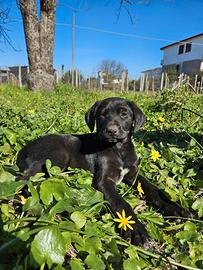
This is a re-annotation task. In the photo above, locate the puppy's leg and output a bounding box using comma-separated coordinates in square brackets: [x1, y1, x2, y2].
[96, 178, 149, 246]
[17, 159, 47, 180]
[124, 175, 191, 218]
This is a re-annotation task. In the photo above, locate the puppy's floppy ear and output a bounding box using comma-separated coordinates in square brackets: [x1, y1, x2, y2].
[128, 101, 146, 133]
[85, 101, 101, 132]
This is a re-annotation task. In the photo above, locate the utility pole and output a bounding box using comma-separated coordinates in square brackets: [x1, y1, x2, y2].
[72, 13, 75, 86]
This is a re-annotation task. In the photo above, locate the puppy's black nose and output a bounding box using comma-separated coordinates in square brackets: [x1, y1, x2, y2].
[106, 125, 118, 136]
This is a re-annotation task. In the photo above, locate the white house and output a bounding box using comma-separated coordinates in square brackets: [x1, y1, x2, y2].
[160, 33, 203, 76]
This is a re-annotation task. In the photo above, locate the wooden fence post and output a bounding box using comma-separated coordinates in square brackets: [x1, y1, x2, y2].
[78, 71, 81, 88]
[160, 73, 164, 90]
[194, 74, 198, 93]
[61, 64, 65, 81]
[145, 74, 149, 92]
[75, 69, 78, 88]
[126, 71, 129, 92]
[133, 79, 135, 92]
[88, 76, 91, 90]
[200, 77, 203, 93]
[121, 71, 125, 92]
[54, 69, 59, 83]
[139, 74, 144, 92]
[152, 76, 154, 92]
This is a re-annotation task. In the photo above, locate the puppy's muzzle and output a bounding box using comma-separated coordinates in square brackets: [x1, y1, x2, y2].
[105, 125, 119, 136]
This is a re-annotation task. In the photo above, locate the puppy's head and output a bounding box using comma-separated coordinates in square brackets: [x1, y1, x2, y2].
[85, 97, 145, 142]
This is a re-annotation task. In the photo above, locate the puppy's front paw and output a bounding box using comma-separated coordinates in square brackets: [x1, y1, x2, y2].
[123, 221, 150, 246]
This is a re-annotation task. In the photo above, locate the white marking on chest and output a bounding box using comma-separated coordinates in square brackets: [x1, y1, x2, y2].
[117, 167, 130, 185]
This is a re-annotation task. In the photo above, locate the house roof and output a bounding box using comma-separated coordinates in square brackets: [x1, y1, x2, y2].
[160, 33, 203, 50]
[141, 67, 162, 74]
[0, 66, 10, 71]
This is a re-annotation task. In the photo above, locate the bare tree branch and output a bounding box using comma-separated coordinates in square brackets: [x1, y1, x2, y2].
[116, 0, 149, 23]
[0, 7, 19, 51]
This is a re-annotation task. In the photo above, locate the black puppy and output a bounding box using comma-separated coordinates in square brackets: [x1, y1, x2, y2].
[16, 97, 190, 245]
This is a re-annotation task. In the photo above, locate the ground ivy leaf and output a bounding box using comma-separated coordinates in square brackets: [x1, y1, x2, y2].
[30, 226, 66, 268]
[70, 258, 85, 270]
[85, 254, 105, 270]
[0, 171, 15, 182]
[123, 258, 148, 270]
[84, 236, 102, 254]
[176, 230, 199, 244]
[192, 198, 203, 218]
[40, 178, 67, 205]
[4, 128, 17, 145]
[70, 211, 87, 229]
[0, 181, 25, 199]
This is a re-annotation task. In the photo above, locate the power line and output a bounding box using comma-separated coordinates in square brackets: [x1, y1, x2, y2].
[5, 18, 203, 46]
[56, 22, 203, 46]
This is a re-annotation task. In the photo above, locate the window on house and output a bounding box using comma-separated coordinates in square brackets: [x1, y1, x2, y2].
[185, 43, 192, 53]
[178, 44, 184, 54]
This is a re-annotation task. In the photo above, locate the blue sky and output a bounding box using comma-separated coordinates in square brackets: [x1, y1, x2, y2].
[0, 0, 203, 79]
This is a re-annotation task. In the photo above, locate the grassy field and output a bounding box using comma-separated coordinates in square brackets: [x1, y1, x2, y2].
[0, 84, 203, 269]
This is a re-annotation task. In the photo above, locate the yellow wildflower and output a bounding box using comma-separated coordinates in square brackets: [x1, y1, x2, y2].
[27, 109, 35, 114]
[19, 195, 28, 205]
[158, 116, 165, 123]
[151, 150, 161, 162]
[137, 182, 144, 197]
[114, 209, 135, 231]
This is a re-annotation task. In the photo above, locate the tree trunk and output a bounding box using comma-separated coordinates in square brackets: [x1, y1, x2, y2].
[19, 0, 56, 91]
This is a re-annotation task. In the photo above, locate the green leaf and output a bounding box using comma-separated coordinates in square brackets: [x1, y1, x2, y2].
[76, 187, 104, 207]
[0, 143, 12, 154]
[70, 258, 85, 270]
[184, 222, 196, 232]
[40, 178, 68, 205]
[4, 128, 17, 145]
[23, 182, 42, 215]
[138, 211, 164, 225]
[0, 181, 25, 199]
[50, 199, 75, 216]
[192, 198, 203, 218]
[30, 226, 67, 268]
[176, 230, 199, 244]
[0, 171, 15, 182]
[123, 258, 148, 270]
[84, 221, 104, 237]
[85, 254, 105, 270]
[147, 223, 163, 241]
[45, 159, 52, 171]
[84, 236, 102, 254]
[70, 211, 87, 229]
[49, 166, 62, 176]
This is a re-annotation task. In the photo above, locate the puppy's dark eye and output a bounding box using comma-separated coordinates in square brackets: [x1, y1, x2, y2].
[120, 110, 128, 118]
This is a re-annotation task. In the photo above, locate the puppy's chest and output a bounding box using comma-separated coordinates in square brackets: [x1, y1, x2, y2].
[117, 167, 130, 185]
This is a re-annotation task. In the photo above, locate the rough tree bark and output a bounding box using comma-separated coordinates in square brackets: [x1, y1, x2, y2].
[19, 0, 56, 91]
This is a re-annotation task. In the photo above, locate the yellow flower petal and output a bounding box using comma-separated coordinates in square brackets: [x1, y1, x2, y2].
[128, 220, 136, 224]
[116, 211, 122, 219]
[19, 195, 28, 205]
[114, 209, 136, 231]
[158, 117, 165, 123]
[137, 182, 144, 197]
[114, 218, 121, 222]
[122, 209, 126, 218]
[126, 223, 134, 230]
[126, 215, 132, 221]
[118, 223, 123, 228]
[151, 150, 161, 162]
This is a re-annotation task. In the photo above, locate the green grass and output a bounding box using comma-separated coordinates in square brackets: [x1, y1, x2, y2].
[0, 84, 203, 270]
